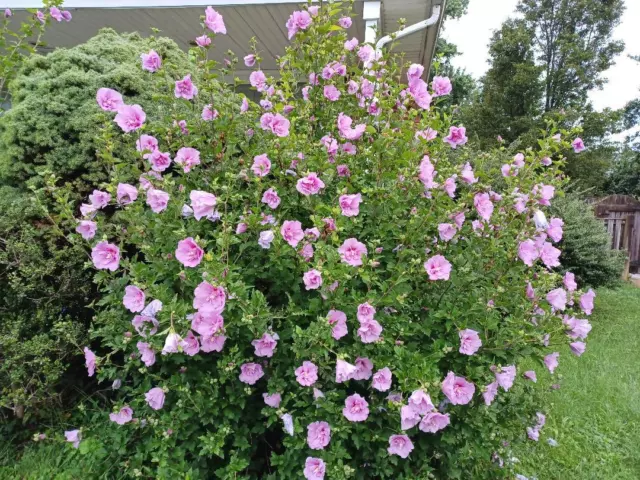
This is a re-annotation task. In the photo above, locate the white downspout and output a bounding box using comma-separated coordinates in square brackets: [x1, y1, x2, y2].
[375, 4, 442, 53]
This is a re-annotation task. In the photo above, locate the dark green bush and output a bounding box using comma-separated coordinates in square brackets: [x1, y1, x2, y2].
[550, 193, 625, 287]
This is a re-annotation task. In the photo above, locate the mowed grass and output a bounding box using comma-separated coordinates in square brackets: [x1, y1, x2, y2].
[514, 284, 640, 479]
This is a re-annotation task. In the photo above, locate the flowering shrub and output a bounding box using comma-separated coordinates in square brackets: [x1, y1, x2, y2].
[61, 2, 594, 478]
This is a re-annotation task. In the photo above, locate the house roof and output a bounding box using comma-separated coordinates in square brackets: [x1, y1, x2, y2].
[7, 0, 445, 80]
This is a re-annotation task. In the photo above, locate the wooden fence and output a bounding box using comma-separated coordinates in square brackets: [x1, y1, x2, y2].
[591, 195, 640, 274]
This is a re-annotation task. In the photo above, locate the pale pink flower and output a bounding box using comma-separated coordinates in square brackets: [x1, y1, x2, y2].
[495, 365, 516, 391]
[441, 371, 475, 405]
[281, 220, 304, 247]
[76, 220, 97, 240]
[547, 288, 567, 310]
[244, 54, 256, 67]
[307, 421, 331, 450]
[408, 78, 432, 109]
[570, 341, 586, 356]
[64, 430, 81, 449]
[295, 361, 318, 386]
[424, 255, 452, 281]
[123, 286, 145, 313]
[175, 147, 201, 173]
[460, 162, 478, 184]
[345, 37, 359, 50]
[336, 359, 357, 383]
[352, 357, 373, 381]
[432, 76, 452, 96]
[88, 189, 110, 209]
[459, 329, 482, 355]
[547, 217, 564, 242]
[419, 412, 451, 433]
[338, 16, 352, 28]
[201, 104, 219, 121]
[175, 74, 198, 100]
[114, 104, 145, 132]
[263, 113, 291, 137]
[50, 6, 63, 21]
[145, 387, 165, 410]
[372, 367, 392, 391]
[92, 241, 120, 271]
[251, 154, 271, 177]
[415, 128, 438, 141]
[324, 85, 340, 101]
[572, 137, 585, 153]
[303, 269, 323, 290]
[338, 238, 367, 267]
[136, 134, 157, 154]
[474, 193, 494, 221]
[261, 188, 280, 209]
[328, 310, 348, 340]
[400, 405, 421, 430]
[387, 434, 414, 458]
[544, 352, 560, 373]
[518, 240, 539, 266]
[357, 319, 382, 343]
[357, 302, 376, 322]
[239, 363, 264, 385]
[161, 332, 182, 355]
[580, 289, 595, 315]
[201, 335, 226, 353]
[193, 281, 226, 313]
[250, 70, 267, 91]
[195, 35, 211, 47]
[148, 150, 171, 172]
[337, 112, 366, 140]
[204, 6, 226, 33]
[180, 330, 200, 356]
[263, 393, 281, 408]
[443, 176, 457, 198]
[133, 316, 159, 339]
[84, 347, 96, 377]
[303, 457, 326, 480]
[482, 381, 498, 406]
[117, 183, 138, 205]
[109, 406, 133, 425]
[252, 333, 278, 358]
[175, 237, 204, 268]
[96, 88, 123, 112]
[438, 223, 457, 242]
[564, 272, 577, 292]
[524, 371, 537, 382]
[190, 311, 224, 337]
[286, 10, 312, 40]
[296, 173, 325, 196]
[258, 230, 275, 249]
[140, 50, 162, 72]
[540, 242, 561, 268]
[444, 126, 468, 149]
[418, 155, 437, 189]
[146, 188, 169, 213]
[339, 193, 362, 217]
[408, 390, 435, 415]
[564, 317, 592, 340]
[343, 393, 369, 422]
[240, 97, 249, 113]
[526, 282, 535, 299]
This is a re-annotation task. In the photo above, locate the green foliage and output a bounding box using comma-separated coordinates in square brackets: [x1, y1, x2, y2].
[604, 148, 640, 197]
[0, 28, 192, 193]
[550, 193, 625, 287]
[41, 3, 594, 478]
[514, 285, 640, 479]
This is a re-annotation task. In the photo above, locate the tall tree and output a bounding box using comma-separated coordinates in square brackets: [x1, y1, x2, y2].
[517, 0, 625, 112]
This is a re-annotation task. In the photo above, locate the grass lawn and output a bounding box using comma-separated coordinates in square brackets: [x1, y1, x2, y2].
[514, 284, 640, 479]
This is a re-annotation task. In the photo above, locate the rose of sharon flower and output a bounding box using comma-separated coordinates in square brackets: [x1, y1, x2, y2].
[193, 281, 226, 313]
[564, 272, 578, 292]
[400, 405, 421, 430]
[175, 237, 204, 268]
[260, 113, 290, 137]
[432, 76, 452, 97]
[252, 333, 278, 358]
[343, 393, 369, 422]
[303, 269, 323, 290]
[281, 220, 304, 248]
[419, 412, 451, 433]
[140, 50, 161, 72]
[424, 255, 452, 281]
[338, 238, 368, 267]
[189, 190, 216, 221]
[191, 311, 223, 337]
[201, 335, 226, 353]
[495, 365, 516, 391]
[372, 367, 392, 391]
[524, 371, 537, 383]
[444, 126, 468, 149]
[547, 288, 567, 311]
[261, 188, 281, 209]
[388, 434, 414, 458]
[76, 220, 97, 240]
[84, 347, 96, 377]
[408, 390, 435, 414]
[92, 241, 120, 271]
[239, 363, 264, 385]
[303, 457, 326, 480]
[195, 35, 211, 47]
[441, 371, 475, 405]
[460, 162, 478, 184]
[459, 329, 482, 355]
[544, 352, 560, 374]
[358, 319, 383, 343]
[175, 147, 201, 173]
[438, 223, 457, 242]
[175, 74, 198, 100]
[65, 430, 81, 449]
[180, 330, 200, 356]
[204, 6, 226, 33]
[145, 387, 165, 410]
[117, 183, 138, 205]
[307, 421, 331, 450]
[339, 193, 362, 217]
[286, 10, 312, 39]
[296, 173, 325, 196]
[336, 359, 357, 383]
[518, 239, 539, 266]
[258, 230, 275, 249]
[137, 341, 156, 367]
[263, 393, 281, 408]
[570, 341, 586, 356]
[96, 88, 123, 111]
[357, 302, 376, 322]
[109, 406, 133, 425]
[114, 104, 145, 132]
[328, 309, 348, 340]
[352, 357, 373, 381]
[251, 154, 271, 177]
[146, 188, 170, 213]
[572, 137, 585, 153]
[474, 193, 494, 221]
[295, 361, 318, 386]
[123, 286, 145, 313]
[580, 289, 595, 315]
[483, 381, 499, 406]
